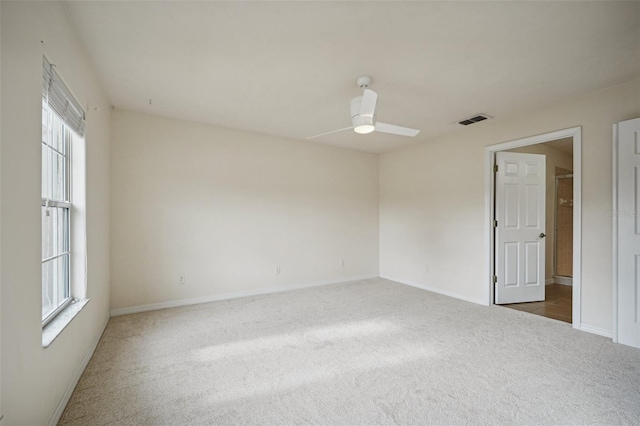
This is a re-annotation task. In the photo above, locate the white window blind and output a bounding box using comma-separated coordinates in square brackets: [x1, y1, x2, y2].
[42, 56, 86, 136]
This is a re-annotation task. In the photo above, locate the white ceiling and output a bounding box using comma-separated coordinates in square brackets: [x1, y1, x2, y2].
[63, 1, 640, 153]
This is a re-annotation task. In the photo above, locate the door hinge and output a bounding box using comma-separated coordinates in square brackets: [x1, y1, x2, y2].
[493, 220, 498, 228]
[494, 164, 498, 173]
[493, 275, 498, 283]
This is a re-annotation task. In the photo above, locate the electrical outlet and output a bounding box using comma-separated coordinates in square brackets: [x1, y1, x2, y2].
[340, 259, 345, 268]
[178, 275, 185, 285]
[275, 266, 281, 275]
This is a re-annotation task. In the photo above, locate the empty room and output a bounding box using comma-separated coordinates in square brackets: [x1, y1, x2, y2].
[2, 1, 640, 425]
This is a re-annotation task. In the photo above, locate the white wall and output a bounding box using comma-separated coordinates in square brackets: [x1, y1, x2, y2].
[380, 79, 640, 331]
[506, 143, 573, 281]
[0, 2, 111, 424]
[110, 110, 379, 311]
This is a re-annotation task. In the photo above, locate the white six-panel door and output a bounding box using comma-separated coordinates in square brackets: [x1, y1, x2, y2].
[615, 118, 640, 348]
[495, 152, 546, 304]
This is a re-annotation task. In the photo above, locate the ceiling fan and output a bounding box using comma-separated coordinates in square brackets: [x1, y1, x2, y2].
[307, 76, 420, 140]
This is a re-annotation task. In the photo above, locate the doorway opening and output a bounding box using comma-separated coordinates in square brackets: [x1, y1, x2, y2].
[483, 127, 581, 329]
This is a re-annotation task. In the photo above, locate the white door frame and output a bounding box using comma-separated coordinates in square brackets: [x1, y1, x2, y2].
[484, 127, 582, 329]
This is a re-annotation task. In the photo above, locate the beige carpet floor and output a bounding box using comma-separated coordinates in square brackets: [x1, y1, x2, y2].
[59, 278, 640, 425]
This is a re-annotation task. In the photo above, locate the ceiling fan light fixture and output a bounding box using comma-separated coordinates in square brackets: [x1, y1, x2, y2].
[354, 124, 375, 134]
[351, 109, 375, 134]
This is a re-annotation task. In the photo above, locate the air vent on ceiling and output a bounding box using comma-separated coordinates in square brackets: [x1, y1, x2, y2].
[458, 114, 491, 126]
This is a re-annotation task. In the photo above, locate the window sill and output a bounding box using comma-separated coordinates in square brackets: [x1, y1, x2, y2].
[42, 299, 90, 348]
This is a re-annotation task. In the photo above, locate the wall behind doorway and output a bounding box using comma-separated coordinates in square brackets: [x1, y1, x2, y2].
[555, 171, 573, 278]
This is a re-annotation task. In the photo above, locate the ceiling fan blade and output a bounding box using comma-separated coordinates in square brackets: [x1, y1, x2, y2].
[306, 126, 354, 140]
[375, 122, 420, 137]
[359, 89, 377, 118]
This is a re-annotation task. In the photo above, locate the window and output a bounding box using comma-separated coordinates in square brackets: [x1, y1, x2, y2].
[41, 57, 86, 327]
[41, 101, 72, 324]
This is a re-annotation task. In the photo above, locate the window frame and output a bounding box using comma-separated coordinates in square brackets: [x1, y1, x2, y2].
[41, 100, 73, 327]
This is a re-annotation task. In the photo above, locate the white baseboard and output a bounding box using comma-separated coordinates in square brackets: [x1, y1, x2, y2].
[579, 323, 613, 338]
[48, 315, 110, 426]
[553, 276, 573, 286]
[380, 275, 485, 305]
[110, 275, 379, 317]
[545, 278, 555, 285]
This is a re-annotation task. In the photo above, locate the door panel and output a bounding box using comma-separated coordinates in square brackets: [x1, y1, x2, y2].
[525, 241, 539, 285]
[504, 184, 519, 228]
[615, 117, 640, 348]
[505, 242, 519, 286]
[525, 184, 540, 227]
[495, 152, 546, 304]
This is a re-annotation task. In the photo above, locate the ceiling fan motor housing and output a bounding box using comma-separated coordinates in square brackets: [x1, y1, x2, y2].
[350, 96, 375, 134]
[350, 96, 375, 129]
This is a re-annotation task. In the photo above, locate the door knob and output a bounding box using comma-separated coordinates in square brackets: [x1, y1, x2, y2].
[539, 233, 546, 238]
